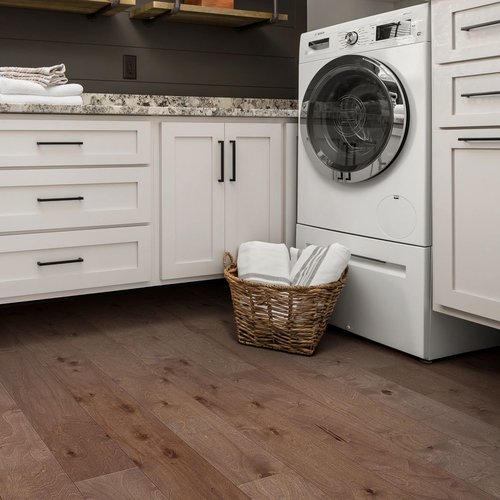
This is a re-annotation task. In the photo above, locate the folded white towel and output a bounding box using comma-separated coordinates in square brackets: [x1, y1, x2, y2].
[0, 94, 83, 106]
[0, 77, 82, 97]
[238, 241, 291, 286]
[289, 247, 301, 273]
[0, 64, 67, 87]
[291, 243, 350, 286]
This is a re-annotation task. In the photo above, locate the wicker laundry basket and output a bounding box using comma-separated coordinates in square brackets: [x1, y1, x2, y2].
[224, 252, 348, 356]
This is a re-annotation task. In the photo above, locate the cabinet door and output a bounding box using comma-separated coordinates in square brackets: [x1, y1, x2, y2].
[161, 122, 225, 280]
[224, 123, 283, 256]
[433, 130, 500, 326]
[433, 0, 500, 64]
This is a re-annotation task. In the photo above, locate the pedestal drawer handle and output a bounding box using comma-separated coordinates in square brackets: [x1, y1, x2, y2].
[37, 196, 84, 203]
[461, 19, 500, 31]
[36, 141, 84, 146]
[37, 257, 84, 267]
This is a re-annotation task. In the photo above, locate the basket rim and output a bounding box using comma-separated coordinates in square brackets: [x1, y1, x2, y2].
[223, 251, 348, 292]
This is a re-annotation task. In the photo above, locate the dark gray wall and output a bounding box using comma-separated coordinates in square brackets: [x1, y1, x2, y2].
[0, 0, 306, 98]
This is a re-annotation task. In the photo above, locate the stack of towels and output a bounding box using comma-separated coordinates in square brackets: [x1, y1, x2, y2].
[237, 241, 350, 287]
[0, 64, 83, 106]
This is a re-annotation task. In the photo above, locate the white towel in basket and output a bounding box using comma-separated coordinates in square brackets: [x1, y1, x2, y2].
[238, 241, 291, 286]
[290, 243, 350, 286]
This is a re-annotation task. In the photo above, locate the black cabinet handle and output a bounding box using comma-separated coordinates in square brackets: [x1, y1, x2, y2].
[461, 19, 500, 31]
[458, 137, 500, 142]
[37, 257, 84, 267]
[218, 140, 224, 182]
[37, 196, 84, 203]
[229, 140, 236, 182]
[461, 91, 500, 98]
[36, 141, 84, 146]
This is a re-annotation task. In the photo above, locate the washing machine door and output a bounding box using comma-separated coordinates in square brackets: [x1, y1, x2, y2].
[301, 54, 409, 183]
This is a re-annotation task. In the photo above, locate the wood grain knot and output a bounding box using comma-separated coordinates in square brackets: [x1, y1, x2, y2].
[134, 429, 149, 441]
[365, 487, 376, 495]
[56, 356, 66, 363]
[268, 427, 280, 436]
[251, 401, 263, 408]
[119, 403, 136, 413]
[66, 449, 77, 457]
[163, 448, 179, 459]
[194, 396, 211, 407]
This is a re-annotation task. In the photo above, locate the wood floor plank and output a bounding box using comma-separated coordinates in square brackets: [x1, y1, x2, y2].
[0, 281, 498, 500]
[0, 324, 135, 482]
[18, 328, 249, 500]
[33, 309, 291, 488]
[67, 292, 496, 499]
[240, 472, 331, 499]
[372, 363, 500, 427]
[76, 468, 167, 500]
[0, 384, 83, 500]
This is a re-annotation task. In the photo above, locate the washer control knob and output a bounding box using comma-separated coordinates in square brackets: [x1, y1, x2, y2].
[345, 31, 359, 45]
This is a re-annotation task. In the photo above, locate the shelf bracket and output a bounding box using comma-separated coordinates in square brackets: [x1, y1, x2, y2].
[144, 0, 181, 23]
[239, 0, 280, 30]
[87, 0, 120, 18]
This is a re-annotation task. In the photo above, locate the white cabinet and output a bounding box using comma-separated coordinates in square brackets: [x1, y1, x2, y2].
[433, 131, 500, 325]
[161, 121, 283, 280]
[0, 119, 153, 304]
[432, 3, 500, 329]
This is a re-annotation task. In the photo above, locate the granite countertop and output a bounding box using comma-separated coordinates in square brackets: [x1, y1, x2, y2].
[0, 93, 298, 118]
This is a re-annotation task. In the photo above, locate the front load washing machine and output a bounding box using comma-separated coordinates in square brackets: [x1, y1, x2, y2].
[296, 4, 499, 359]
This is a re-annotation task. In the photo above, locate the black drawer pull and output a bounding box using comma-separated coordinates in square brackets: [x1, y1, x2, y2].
[36, 141, 84, 146]
[461, 91, 500, 98]
[218, 140, 224, 183]
[461, 19, 500, 31]
[229, 140, 236, 182]
[458, 137, 500, 142]
[37, 257, 84, 267]
[37, 196, 84, 203]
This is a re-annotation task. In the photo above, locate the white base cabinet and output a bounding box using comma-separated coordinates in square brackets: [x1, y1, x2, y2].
[160, 121, 283, 280]
[433, 130, 500, 326]
[432, 0, 500, 330]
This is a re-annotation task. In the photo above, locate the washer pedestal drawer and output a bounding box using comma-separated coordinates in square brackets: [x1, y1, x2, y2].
[0, 226, 151, 299]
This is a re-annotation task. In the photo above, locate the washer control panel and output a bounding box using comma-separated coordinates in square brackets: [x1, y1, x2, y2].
[301, 4, 429, 60]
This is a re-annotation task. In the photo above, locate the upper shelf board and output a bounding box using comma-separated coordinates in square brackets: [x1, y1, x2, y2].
[130, 2, 288, 27]
[0, 0, 135, 15]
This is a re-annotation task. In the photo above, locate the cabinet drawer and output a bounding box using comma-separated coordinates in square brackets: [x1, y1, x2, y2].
[0, 167, 152, 233]
[433, 129, 500, 322]
[0, 226, 151, 299]
[433, 58, 500, 127]
[433, 0, 500, 64]
[0, 120, 151, 167]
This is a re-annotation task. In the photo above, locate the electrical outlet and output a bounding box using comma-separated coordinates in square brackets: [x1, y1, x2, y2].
[123, 55, 137, 80]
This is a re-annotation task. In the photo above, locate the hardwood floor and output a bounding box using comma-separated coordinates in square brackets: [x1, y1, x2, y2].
[0, 280, 499, 499]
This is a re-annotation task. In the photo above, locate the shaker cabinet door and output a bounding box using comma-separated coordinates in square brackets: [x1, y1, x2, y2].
[161, 122, 225, 280]
[433, 129, 500, 326]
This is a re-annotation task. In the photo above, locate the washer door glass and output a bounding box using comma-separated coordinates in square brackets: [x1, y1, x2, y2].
[301, 54, 409, 183]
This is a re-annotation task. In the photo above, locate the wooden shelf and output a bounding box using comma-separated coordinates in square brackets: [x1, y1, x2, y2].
[0, 0, 135, 16]
[130, 2, 288, 27]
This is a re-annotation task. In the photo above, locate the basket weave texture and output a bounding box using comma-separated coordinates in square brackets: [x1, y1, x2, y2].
[224, 252, 348, 356]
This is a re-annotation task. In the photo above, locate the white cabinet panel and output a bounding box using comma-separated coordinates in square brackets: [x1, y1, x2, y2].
[0, 167, 151, 233]
[0, 120, 151, 167]
[433, 57, 500, 127]
[0, 226, 151, 299]
[161, 122, 225, 280]
[161, 120, 284, 280]
[433, 130, 500, 324]
[224, 122, 283, 256]
[433, 0, 500, 64]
